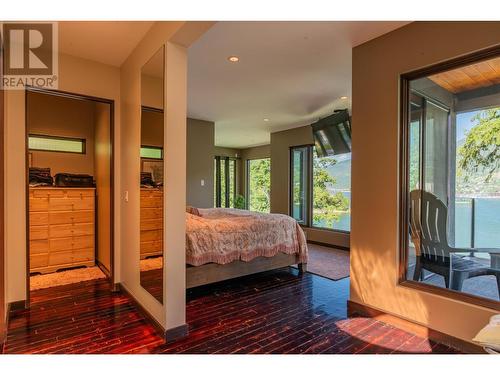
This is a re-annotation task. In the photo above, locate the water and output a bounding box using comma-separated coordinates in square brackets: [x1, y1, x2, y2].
[455, 198, 500, 248]
[314, 191, 351, 232]
[319, 194, 500, 243]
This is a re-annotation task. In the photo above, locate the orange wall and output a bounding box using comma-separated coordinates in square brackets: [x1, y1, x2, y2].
[27, 92, 96, 176]
[119, 21, 214, 330]
[4, 52, 121, 303]
[350, 21, 500, 343]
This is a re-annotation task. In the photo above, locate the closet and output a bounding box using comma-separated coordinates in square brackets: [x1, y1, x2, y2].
[26, 90, 113, 290]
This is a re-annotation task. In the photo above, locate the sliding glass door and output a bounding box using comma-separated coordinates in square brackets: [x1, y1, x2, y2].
[214, 156, 236, 208]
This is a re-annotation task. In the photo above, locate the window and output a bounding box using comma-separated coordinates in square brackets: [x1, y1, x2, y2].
[214, 156, 237, 208]
[247, 158, 270, 213]
[140, 146, 163, 160]
[29, 134, 85, 154]
[401, 51, 500, 307]
[290, 146, 351, 231]
[312, 151, 351, 231]
[290, 147, 310, 224]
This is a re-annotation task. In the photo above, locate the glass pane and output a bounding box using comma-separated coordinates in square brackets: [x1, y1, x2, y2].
[229, 159, 235, 208]
[312, 152, 351, 231]
[214, 158, 218, 207]
[29, 135, 84, 153]
[248, 158, 271, 213]
[220, 159, 226, 208]
[405, 54, 500, 303]
[424, 101, 449, 203]
[140, 147, 162, 159]
[291, 148, 307, 223]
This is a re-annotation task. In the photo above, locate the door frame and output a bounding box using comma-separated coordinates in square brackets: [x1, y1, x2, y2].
[0, 78, 5, 347]
[24, 87, 115, 306]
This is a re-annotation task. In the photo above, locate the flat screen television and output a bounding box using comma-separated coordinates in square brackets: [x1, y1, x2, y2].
[311, 109, 351, 158]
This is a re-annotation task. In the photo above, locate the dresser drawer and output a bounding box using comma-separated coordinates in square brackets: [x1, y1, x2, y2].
[50, 223, 94, 238]
[30, 254, 49, 268]
[48, 250, 73, 266]
[29, 197, 49, 212]
[72, 248, 94, 263]
[30, 189, 64, 198]
[49, 197, 95, 211]
[140, 197, 162, 208]
[30, 212, 49, 226]
[48, 249, 94, 266]
[65, 189, 95, 198]
[141, 207, 162, 220]
[50, 235, 94, 252]
[49, 210, 94, 225]
[30, 225, 49, 240]
[140, 218, 163, 231]
[140, 240, 163, 254]
[140, 229, 162, 242]
[30, 240, 49, 254]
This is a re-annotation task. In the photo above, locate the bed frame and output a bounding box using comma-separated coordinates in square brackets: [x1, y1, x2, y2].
[186, 253, 307, 289]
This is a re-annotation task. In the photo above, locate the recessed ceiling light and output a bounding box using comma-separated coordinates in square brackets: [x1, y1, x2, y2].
[340, 96, 348, 100]
[263, 118, 270, 122]
[227, 56, 240, 63]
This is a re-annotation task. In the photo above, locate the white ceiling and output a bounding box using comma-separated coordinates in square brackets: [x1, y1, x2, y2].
[59, 21, 154, 66]
[187, 21, 409, 148]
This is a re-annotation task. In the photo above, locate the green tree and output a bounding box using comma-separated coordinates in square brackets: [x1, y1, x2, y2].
[312, 157, 349, 227]
[248, 158, 271, 212]
[458, 108, 500, 183]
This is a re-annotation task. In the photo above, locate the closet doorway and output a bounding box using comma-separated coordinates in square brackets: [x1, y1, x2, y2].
[25, 88, 114, 304]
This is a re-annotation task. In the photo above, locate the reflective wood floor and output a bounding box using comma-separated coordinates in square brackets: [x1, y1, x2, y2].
[3, 268, 460, 354]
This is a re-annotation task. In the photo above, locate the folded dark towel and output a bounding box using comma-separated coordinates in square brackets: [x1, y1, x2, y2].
[141, 172, 155, 187]
[54, 173, 95, 187]
[29, 167, 53, 186]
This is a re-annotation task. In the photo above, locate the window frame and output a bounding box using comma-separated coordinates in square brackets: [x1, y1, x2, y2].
[140, 145, 163, 160]
[214, 155, 237, 208]
[28, 133, 86, 154]
[289, 145, 312, 226]
[289, 145, 351, 233]
[398, 44, 500, 311]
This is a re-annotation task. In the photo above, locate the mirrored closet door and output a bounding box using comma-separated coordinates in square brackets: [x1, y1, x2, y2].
[140, 46, 164, 303]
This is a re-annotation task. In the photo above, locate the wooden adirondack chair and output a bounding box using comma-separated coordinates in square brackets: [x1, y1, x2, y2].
[409, 190, 500, 292]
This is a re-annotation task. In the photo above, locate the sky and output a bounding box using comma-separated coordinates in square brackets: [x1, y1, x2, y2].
[456, 110, 480, 142]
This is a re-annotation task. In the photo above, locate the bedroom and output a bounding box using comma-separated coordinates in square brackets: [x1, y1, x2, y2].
[0, 14, 499, 361]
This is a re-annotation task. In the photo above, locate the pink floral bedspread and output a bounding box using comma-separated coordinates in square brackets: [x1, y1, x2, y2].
[185, 208, 308, 266]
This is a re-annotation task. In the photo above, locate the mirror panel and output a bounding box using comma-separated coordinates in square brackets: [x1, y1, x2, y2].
[140, 46, 164, 303]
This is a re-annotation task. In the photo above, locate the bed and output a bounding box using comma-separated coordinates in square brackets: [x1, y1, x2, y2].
[185, 208, 308, 288]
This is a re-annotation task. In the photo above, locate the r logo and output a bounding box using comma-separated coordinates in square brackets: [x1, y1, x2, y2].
[2, 23, 53, 75]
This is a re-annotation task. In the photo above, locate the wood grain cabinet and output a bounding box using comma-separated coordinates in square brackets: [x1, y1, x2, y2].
[140, 188, 163, 259]
[29, 188, 95, 274]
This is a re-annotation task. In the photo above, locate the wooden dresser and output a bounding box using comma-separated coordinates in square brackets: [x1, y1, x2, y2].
[29, 187, 96, 274]
[140, 188, 163, 259]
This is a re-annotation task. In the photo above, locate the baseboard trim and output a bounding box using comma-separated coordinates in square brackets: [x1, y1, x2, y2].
[347, 300, 484, 354]
[9, 300, 26, 312]
[166, 324, 189, 343]
[307, 240, 350, 252]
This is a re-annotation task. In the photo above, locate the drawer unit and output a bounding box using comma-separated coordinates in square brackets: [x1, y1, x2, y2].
[140, 188, 163, 259]
[29, 188, 96, 274]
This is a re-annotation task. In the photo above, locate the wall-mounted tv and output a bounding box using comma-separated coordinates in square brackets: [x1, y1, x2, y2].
[311, 109, 351, 158]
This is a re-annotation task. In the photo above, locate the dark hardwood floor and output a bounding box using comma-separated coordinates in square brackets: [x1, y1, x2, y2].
[3, 268, 460, 354]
